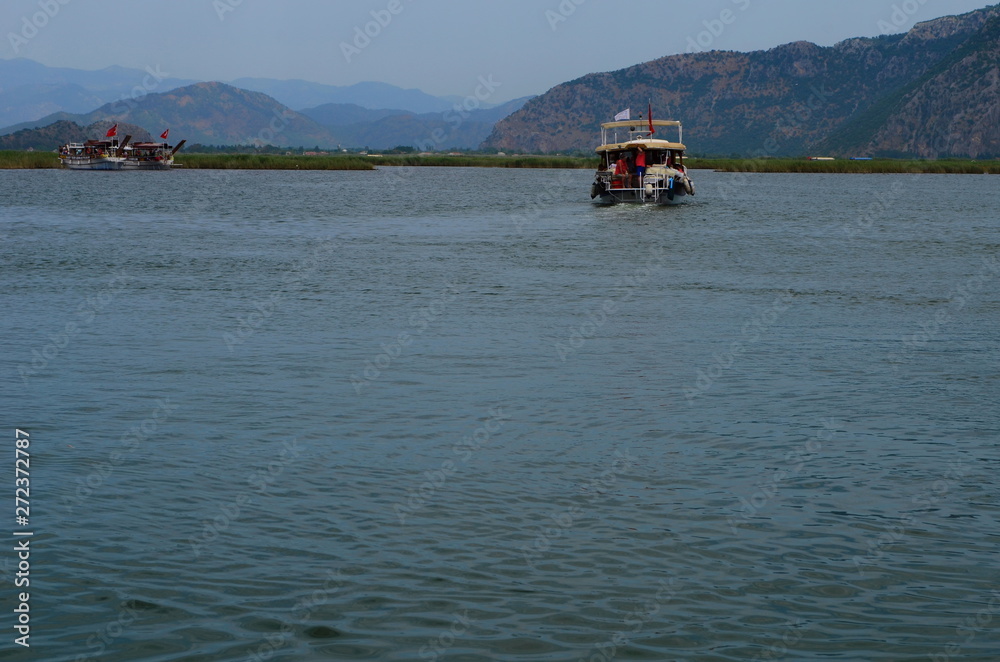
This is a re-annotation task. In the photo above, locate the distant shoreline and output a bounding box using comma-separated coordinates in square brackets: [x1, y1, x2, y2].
[1, 151, 997, 174]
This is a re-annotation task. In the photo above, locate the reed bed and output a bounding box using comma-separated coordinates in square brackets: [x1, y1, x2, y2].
[366, 154, 597, 168]
[0, 151, 61, 168]
[176, 154, 374, 170]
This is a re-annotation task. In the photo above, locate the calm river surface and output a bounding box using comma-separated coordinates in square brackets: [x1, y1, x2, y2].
[2, 167, 998, 661]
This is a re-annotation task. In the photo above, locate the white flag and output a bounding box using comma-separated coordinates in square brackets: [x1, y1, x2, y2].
[614, 108, 630, 121]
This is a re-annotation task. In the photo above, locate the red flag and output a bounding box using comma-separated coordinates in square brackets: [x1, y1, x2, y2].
[106, 124, 118, 138]
[160, 129, 170, 140]
[648, 103, 655, 135]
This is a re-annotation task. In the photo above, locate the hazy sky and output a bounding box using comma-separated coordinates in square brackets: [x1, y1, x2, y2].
[3, 0, 997, 101]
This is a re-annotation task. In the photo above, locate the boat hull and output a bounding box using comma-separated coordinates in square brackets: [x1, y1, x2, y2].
[59, 138, 181, 171]
[592, 188, 692, 206]
[60, 157, 125, 170]
[591, 174, 695, 206]
[122, 159, 174, 170]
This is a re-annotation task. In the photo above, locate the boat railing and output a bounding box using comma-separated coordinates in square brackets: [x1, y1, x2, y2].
[595, 160, 687, 192]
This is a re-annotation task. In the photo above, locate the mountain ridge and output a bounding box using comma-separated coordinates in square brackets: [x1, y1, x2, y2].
[0, 120, 153, 151]
[230, 78, 455, 114]
[1, 88, 534, 152]
[483, 5, 1000, 157]
[0, 58, 513, 127]
[0, 59, 530, 151]
[1, 82, 341, 149]
[299, 96, 534, 150]
[0, 58, 199, 128]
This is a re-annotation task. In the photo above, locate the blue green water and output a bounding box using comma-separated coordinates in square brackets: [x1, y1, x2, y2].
[2, 167, 998, 660]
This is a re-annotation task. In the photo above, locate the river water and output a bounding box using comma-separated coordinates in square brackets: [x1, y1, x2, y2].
[2, 167, 998, 661]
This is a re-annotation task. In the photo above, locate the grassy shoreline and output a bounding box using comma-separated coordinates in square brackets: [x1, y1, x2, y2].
[178, 154, 373, 170]
[0, 151, 62, 168]
[365, 154, 595, 169]
[1, 150, 996, 173]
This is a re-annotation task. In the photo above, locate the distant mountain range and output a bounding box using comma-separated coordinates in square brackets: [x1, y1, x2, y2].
[485, 4, 1000, 158]
[0, 59, 504, 124]
[5, 5, 998, 157]
[231, 78, 454, 114]
[0, 78, 533, 151]
[1, 82, 338, 149]
[0, 58, 531, 151]
[0, 120, 153, 151]
[298, 97, 533, 151]
[0, 59, 199, 128]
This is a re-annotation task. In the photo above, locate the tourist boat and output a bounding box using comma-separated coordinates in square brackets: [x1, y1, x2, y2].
[122, 139, 186, 170]
[591, 118, 695, 205]
[58, 136, 130, 170]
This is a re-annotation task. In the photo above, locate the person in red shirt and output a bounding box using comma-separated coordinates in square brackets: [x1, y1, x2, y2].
[634, 146, 647, 186]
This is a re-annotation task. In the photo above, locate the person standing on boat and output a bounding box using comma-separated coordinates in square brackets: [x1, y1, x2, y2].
[613, 153, 629, 189]
[634, 146, 647, 186]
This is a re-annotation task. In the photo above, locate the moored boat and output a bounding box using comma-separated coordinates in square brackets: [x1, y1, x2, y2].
[591, 116, 695, 205]
[58, 125, 185, 171]
[58, 137, 128, 170]
[122, 139, 186, 170]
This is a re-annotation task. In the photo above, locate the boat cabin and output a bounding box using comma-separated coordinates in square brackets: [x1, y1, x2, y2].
[126, 142, 171, 161]
[598, 145, 686, 171]
[60, 140, 117, 158]
[595, 119, 686, 170]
